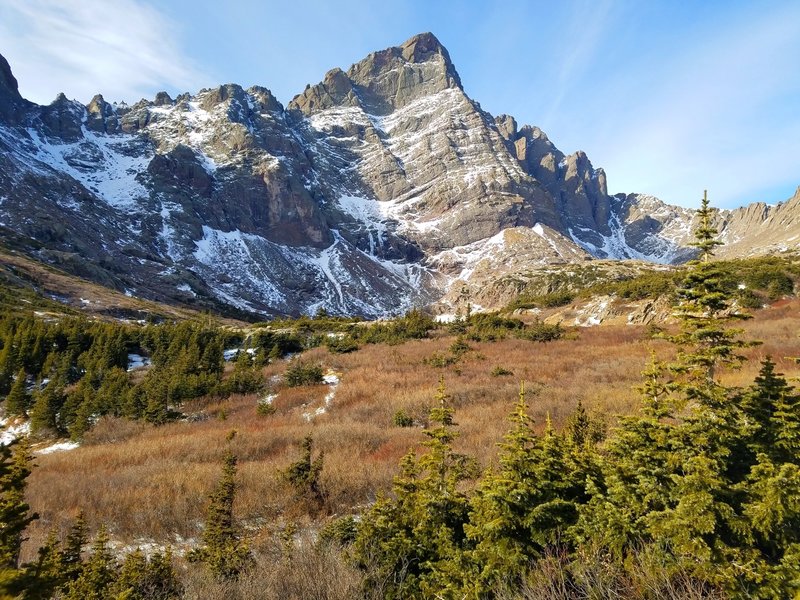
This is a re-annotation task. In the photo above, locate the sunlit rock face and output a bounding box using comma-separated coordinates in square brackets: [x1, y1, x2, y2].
[0, 34, 797, 317]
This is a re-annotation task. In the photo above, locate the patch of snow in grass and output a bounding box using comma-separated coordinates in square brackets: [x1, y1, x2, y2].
[0, 418, 30, 445]
[37, 440, 79, 454]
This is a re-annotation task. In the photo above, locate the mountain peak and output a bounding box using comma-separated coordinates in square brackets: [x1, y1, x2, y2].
[0, 53, 26, 123]
[399, 32, 447, 62]
[289, 32, 463, 116]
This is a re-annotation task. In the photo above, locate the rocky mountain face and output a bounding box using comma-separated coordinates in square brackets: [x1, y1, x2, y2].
[0, 33, 797, 317]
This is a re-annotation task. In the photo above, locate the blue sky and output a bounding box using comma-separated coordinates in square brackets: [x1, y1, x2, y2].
[1, 0, 798, 209]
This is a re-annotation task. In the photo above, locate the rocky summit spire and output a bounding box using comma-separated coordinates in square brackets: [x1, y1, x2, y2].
[290, 32, 463, 116]
[0, 53, 26, 123]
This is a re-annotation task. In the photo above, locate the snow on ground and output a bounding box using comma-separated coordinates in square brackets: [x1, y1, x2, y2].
[302, 372, 340, 421]
[260, 393, 277, 406]
[223, 348, 257, 361]
[37, 440, 80, 454]
[429, 230, 508, 283]
[127, 353, 151, 371]
[575, 296, 612, 327]
[0, 418, 30, 445]
[569, 211, 688, 265]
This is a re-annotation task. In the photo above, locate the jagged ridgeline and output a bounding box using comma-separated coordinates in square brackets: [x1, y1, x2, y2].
[1, 34, 799, 318]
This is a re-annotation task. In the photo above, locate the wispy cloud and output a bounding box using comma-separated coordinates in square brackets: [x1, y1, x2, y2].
[540, 0, 617, 129]
[590, 4, 800, 207]
[0, 0, 212, 104]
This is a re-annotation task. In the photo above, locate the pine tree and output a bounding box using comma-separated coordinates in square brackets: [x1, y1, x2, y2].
[188, 449, 252, 579]
[669, 191, 753, 391]
[465, 386, 596, 596]
[63, 526, 117, 600]
[0, 335, 18, 396]
[282, 435, 325, 509]
[112, 548, 183, 600]
[4, 369, 29, 417]
[29, 379, 65, 437]
[353, 379, 476, 599]
[19, 529, 64, 600]
[61, 512, 87, 582]
[0, 439, 37, 569]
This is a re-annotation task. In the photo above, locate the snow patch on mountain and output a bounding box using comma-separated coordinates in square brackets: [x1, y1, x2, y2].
[12, 126, 151, 211]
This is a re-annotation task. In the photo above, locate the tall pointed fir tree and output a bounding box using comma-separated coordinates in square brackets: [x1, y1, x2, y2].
[4, 369, 29, 417]
[353, 378, 476, 599]
[188, 448, 252, 579]
[463, 384, 594, 596]
[0, 438, 38, 596]
[63, 526, 116, 600]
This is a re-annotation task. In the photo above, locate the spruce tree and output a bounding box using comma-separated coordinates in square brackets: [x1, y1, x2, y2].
[63, 526, 117, 600]
[19, 530, 64, 600]
[29, 379, 65, 437]
[0, 439, 40, 597]
[354, 379, 476, 599]
[4, 369, 29, 417]
[61, 511, 87, 582]
[188, 449, 252, 579]
[465, 387, 596, 596]
[282, 435, 325, 510]
[0, 439, 37, 574]
[112, 547, 183, 600]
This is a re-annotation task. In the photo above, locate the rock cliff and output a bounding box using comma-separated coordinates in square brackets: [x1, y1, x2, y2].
[0, 33, 797, 317]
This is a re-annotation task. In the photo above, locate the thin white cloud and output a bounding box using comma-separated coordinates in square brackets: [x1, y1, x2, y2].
[589, 4, 800, 208]
[540, 0, 616, 129]
[0, 0, 212, 104]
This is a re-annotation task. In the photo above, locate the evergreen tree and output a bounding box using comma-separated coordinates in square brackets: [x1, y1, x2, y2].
[465, 387, 595, 596]
[29, 379, 65, 437]
[19, 530, 64, 600]
[354, 379, 476, 599]
[0, 336, 17, 396]
[0, 439, 38, 596]
[4, 369, 29, 417]
[63, 526, 117, 600]
[61, 512, 87, 582]
[112, 548, 183, 600]
[282, 435, 325, 509]
[188, 449, 252, 579]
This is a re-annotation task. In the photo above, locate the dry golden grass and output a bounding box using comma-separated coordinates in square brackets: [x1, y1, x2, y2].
[21, 300, 800, 562]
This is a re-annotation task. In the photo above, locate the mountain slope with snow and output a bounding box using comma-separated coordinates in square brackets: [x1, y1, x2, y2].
[0, 35, 797, 317]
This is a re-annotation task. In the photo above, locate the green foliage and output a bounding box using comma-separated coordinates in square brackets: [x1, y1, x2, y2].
[63, 526, 116, 600]
[113, 548, 183, 600]
[0, 438, 37, 595]
[256, 398, 276, 416]
[354, 379, 477, 599]
[462, 387, 600, 596]
[282, 435, 325, 509]
[188, 449, 252, 580]
[4, 370, 29, 417]
[351, 309, 436, 345]
[29, 379, 66, 436]
[319, 516, 358, 547]
[465, 313, 523, 342]
[392, 409, 414, 427]
[516, 320, 563, 342]
[226, 349, 264, 395]
[324, 335, 360, 354]
[284, 360, 324, 387]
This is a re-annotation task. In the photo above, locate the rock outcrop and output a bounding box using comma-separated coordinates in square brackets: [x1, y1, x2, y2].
[0, 37, 797, 318]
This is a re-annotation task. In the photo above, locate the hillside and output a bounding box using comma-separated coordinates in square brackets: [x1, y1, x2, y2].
[1, 33, 799, 318]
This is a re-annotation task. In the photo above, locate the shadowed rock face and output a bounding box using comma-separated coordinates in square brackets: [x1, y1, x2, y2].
[0, 36, 797, 318]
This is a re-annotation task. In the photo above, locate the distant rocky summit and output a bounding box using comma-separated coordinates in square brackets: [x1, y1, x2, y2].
[0, 33, 797, 317]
